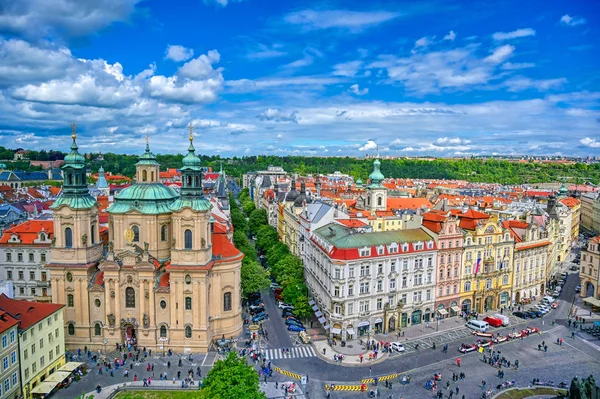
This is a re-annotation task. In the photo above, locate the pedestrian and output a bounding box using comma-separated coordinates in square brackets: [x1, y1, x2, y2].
[482, 380, 486, 390]
[544, 345, 547, 352]
[456, 386, 459, 395]
[275, 381, 278, 389]
[571, 331, 575, 339]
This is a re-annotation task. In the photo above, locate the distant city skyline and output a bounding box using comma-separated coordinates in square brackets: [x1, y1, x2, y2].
[0, 0, 598, 157]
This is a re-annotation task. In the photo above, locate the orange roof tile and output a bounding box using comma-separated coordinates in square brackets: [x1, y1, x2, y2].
[560, 197, 580, 207]
[0, 310, 19, 334]
[516, 241, 551, 251]
[0, 220, 54, 245]
[336, 219, 368, 228]
[0, 294, 64, 331]
[387, 197, 432, 210]
[212, 232, 243, 260]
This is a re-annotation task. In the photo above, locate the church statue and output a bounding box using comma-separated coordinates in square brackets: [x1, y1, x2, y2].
[51, 236, 56, 246]
[108, 241, 114, 252]
[201, 238, 206, 248]
[107, 313, 116, 327]
[82, 233, 87, 245]
[172, 236, 176, 245]
[143, 313, 150, 328]
[144, 242, 149, 252]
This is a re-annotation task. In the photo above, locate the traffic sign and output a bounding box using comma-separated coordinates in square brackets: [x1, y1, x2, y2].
[301, 375, 307, 385]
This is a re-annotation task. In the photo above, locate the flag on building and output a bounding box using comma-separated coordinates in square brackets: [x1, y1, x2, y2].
[474, 258, 482, 275]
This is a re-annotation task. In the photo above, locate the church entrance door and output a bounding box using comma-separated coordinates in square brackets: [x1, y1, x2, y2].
[122, 324, 137, 347]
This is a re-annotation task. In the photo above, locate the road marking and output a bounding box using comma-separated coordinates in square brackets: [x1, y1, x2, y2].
[265, 347, 316, 360]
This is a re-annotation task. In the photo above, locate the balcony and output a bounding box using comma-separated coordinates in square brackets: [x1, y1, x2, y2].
[359, 311, 370, 317]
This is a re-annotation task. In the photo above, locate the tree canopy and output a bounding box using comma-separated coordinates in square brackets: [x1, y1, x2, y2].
[199, 351, 266, 399]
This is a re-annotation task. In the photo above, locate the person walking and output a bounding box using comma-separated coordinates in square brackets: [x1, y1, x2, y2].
[456, 386, 459, 395]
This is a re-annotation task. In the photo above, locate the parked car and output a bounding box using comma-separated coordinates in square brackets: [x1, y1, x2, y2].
[390, 342, 406, 352]
[524, 310, 539, 318]
[282, 310, 296, 318]
[273, 288, 283, 296]
[287, 324, 306, 332]
[285, 319, 304, 327]
[513, 311, 530, 319]
[483, 316, 503, 328]
[270, 283, 281, 290]
[528, 309, 544, 317]
[278, 302, 294, 309]
[285, 316, 301, 322]
[253, 313, 268, 323]
[249, 306, 265, 315]
[576, 285, 581, 293]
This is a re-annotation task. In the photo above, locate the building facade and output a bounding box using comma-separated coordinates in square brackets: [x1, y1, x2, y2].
[0, 220, 53, 301]
[47, 130, 243, 353]
[581, 193, 600, 234]
[0, 310, 19, 399]
[0, 294, 65, 399]
[580, 236, 600, 299]
[306, 222, 437, 340]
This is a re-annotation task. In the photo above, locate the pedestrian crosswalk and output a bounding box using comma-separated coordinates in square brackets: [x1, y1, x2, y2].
[265, 346, 316, 360]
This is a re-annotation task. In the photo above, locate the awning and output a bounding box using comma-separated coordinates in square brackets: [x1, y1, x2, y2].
[45, 371, 72, 382]
[374, 318, 383, 323]
[346, 328, 356, 335]
[438, 308, 448, 315]
[357, 321, 370, 327]
[58, 362, 84, 372]
[451, 305, 461, 313]
[318, 316, 326, 324]
[583, 297, 600, 307]
[323, 324, 330, 330]
[315, 311, 323, 318]
[331, 327, 342, 334]
[31, 381, 60, 395]
[309, 299, 315, 306]
[312, 305, 319, 311]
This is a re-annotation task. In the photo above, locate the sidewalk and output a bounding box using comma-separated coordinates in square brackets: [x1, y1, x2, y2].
[312, 340, 388, 366]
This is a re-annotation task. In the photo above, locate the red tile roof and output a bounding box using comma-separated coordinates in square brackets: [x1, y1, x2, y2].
[212, 232, 243, 260]
[0, 310, 19, 334]
[0, 220, 54, 245]
[516, 241, 551, 251]
[560, 197, 580, 208]
[336, 219, 368, 228]
[0, 294, 64, 331]
[387, 197, 432, 210]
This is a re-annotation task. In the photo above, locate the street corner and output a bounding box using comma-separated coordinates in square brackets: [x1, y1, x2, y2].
[311, 339, 389, 367]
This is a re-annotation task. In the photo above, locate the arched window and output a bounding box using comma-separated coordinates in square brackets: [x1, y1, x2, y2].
[94, 323, 102, 336]
[161, 225, 168, 242]
[132, 225, 139, 242]
[223, 292, 232, 312]
[65, 227, 73, 248]
[464, 281, 471, 292]
[185, 297, 192, 310]
[67, 294, 74, 307]
[185, 325, 192, 338]
[377, 196, 382, 206]
[125, 287, 135, 308]
[142, 170, 147, 182]
[67, 173, 73, 185]
[160, 325, 167, 338]
[151, 171, 154, 181]
[184, 229, 192, 249]
[67, 323, 75, 336]
[91, 224, 96, 244]
[502, 274, 509, 285]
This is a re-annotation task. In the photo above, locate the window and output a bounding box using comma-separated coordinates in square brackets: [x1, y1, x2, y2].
[65, 227, 73, 248]
[453, 284, 457, 294]
[334, 286, 340, 297]
[347, 303, 354, 315]
[377, 280, 382, 291]
[223, 292, 232, 311]
[91, 224, 96, 244]
[334, 303, 341, 314]
[160, 300, 167, 309]
[32, 362, 36, 373]
[334, 268, 341, 279]
[40, 355, 45, 367]
[55, 328, 59, 337]
[414, 274, 422, 286]
[464, 281, 471, 291]
[185, 297, 192, 310]
[359, 300, 369, 313]
[160, 325, 167, 338]
[56, 345, 60, 355]
[359, 248, 370, 257]
[67, 294, 74, 307]
[49, 349, 53, 361]
[66, 272, 73, 282]
[24, 367, 29, 379]
[132, 225, 139, 242]
[41, 271, 47, 281]
[402, 276, 407, 288]
[17, 253, 23, 262]
[31, 287, 36, 296]
[389, 278, 396, 290]
[125, 287, 135, 308]
[439, 269, 444, 280]
[1, 335, 6, 349]
[18, 271, 23, 280]
[9, 331, 14, 344]
[29, 253, 34, 262]
[403, 260, 408, 270]
[19, 287, 24, 295]
[454, 267, 458, 277]
[415, 258, 423, 268]
[377, 298, 383, 310]
[427, 272, 432, 284]
[360, 265, 370, 276]
[390, 261, 396, 273]
[486, 279, 492, 289]
[185, 326, 192, 338]
[3, 378, 8, 393]
[6, 271, 11, 280]
[502, 274, 509, 285]
[48, 332, 53, 343]
[348, 268, 355, 278]
[359, 282, 369, 294]
[5, 253, 10, 262]
[377, 264, 383, 275]
[31, 343, 35, 354]
[184, 229, 193, 249]
[439, 287, 443, 297]
[67, 323, 75, 336]
[348, 285, 354, 296]
[39, 338, 43, 348]
[94, 323, 102, 336]
[426, 289, 431, 300]
[161, 225, 168, 241]
[413, 291, 422, 302]
[2, 356, 7, 370]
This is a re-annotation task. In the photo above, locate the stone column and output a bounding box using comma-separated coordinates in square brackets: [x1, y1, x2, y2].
[177, 281, 184, 327]
[114, 280, 121, 323]
[193, 281, 200, 329]
[104, 279, 111, 324]
[149, 284, 155, 328]
[80, 278, 90, 327]
[199, 280, 207, 329]
[140, 280, 146, 324]
[170, 278, 178, 328]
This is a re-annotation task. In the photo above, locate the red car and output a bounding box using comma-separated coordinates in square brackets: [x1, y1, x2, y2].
[483, 316, 503, 327]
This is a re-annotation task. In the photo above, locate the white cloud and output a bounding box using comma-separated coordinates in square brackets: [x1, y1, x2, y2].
[165, 45, 194, 62]
[415, 36, 432, 48]
[501, 62, 535, 70]
[177, 50, 221, 79]
[580, 137, 600, 148]
[257, 108, 299, 123]
[443, 30, 456, 41]
[0, 0, 141, 39]
[359, 140, 378, 151]
[333, 61, 362, 77]
[484, 44, 514, 64]
[284, 9, 400, 32]
[348, 84, 368, 95]
[246, 43, 287, 60]
[492, 28, 536, 41]
[434, 137, 471, 146]
[560, 14, 586, 27]
[505, 77, 567, 92]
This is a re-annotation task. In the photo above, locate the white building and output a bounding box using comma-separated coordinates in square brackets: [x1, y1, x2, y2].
[305, 222, 437, 341]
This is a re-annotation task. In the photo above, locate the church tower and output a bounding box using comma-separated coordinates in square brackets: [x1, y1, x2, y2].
[366, 155, 387, 211]
[48, 123, 102, 343]
[169, 126, 213, 267]
[135, 137, 160, 183]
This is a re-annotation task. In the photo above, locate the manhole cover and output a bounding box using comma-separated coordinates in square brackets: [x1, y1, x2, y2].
[346, 345, 353, 348]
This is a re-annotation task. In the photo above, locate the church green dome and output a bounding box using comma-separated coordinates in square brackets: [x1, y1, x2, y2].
[108, 183, 178, 214]
[368, 158, 385, 186]
[64, 134, 85, 165]
[181, 134, 202, 170]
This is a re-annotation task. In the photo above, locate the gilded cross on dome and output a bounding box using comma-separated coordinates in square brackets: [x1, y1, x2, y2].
[188, 123, 194, 141]
[71, 122, 77, 139]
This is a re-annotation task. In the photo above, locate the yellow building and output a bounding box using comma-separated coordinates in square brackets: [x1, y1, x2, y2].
[0, 295, 65, 399]
[278, 179, 307, 256]
[560, 197, 581, 242]
[457, 210, 514, 313]
[47, 127, 243, 353]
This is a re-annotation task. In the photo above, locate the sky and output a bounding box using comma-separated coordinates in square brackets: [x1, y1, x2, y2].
[0, 0, 598, 158]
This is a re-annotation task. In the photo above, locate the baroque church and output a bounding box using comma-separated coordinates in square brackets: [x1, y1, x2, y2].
[47, 127, 243, 352]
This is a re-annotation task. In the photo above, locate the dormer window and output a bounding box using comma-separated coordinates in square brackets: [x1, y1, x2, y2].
[40, 233, 45, 241]
[389, 243, 398, 254]
[359, 247, 371, 257]
[402, 244, 409, 252]
[427, 241, 433, 249]
[377, 246, 384, 255]
[414, 242, 424, 251]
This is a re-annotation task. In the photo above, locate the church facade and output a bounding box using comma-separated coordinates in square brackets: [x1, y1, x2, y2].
[48, 128, 243, 352]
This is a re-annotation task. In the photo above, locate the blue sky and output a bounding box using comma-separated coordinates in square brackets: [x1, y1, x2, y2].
[0, 0, 598, 157]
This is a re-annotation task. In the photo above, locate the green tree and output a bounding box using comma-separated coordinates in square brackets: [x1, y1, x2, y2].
[241, 259, 270, 297]
[200, 351, 266, 399]
[292, 293, 313, 320]
[256, 225, 278, 250]
[243, 200, 256, 215]
[248, 208, 268, 235]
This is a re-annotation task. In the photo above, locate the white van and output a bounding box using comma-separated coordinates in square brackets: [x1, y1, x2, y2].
[493, 314, 510, 326]
[466, 320, 489, 332]
[542, 296, 555, 304]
